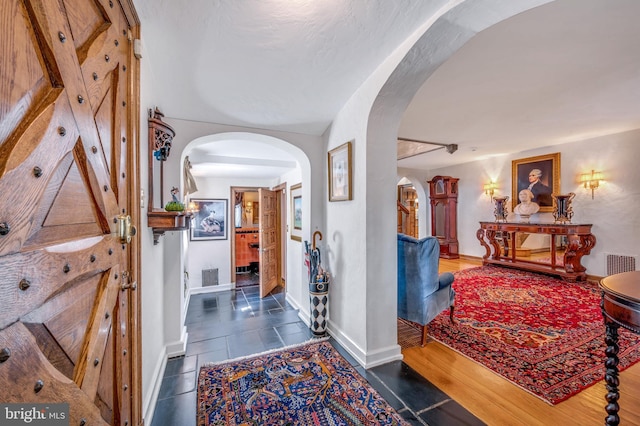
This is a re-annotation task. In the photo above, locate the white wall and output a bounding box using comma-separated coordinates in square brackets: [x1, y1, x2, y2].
[278, 169, 308, 316]
[137, 41, 169, 423]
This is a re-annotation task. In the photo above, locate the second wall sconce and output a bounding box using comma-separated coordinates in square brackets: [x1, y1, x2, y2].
[484, 182, 497, 198]
[580, 170, 602, 199]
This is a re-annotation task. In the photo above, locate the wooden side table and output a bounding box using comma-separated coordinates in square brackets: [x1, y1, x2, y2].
[600, 271, 640, 426]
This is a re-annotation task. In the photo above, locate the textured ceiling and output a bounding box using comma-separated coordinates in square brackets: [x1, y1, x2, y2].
[135, 0, 640, 177]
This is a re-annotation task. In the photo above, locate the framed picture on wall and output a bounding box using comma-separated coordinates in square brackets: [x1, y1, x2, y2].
[512, 152, 560, 213]
[328, 141, 353, 201]
[190, 198, 228, 240]
[290, 183, 302, 241]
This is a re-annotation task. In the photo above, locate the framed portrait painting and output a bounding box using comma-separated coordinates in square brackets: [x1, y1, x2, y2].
[328, 141, 352, 201]
[190, 198, 228, 241]
[512, 153, 560, 213]
[290, 183, 302, 241]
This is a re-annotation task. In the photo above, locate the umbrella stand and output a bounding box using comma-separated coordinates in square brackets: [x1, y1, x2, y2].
[306, 232, 330, 336]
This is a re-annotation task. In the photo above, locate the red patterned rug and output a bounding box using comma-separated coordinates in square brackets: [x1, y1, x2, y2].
[428, 266, 640, 405]
[197, 339, 409, 425]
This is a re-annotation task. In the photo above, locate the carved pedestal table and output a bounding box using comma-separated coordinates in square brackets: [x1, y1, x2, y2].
[477, 222, 595, 282]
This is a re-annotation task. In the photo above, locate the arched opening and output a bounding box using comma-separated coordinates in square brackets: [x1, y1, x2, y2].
[396, 175, 429, 238]
[362, 0, 555, 365]
[178, 132, 312, 304]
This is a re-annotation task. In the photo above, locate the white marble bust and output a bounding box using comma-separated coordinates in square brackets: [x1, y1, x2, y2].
[514, 189, 540, 216]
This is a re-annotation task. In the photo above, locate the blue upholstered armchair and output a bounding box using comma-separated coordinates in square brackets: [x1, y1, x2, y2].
[397, 234, 455, 346]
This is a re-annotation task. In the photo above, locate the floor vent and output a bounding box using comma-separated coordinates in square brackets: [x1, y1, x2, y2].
[202, 268, 219, 286]
[605, 254, 637, 276]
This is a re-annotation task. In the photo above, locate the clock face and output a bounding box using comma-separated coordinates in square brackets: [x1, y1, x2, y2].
[435, 179, 445, 194]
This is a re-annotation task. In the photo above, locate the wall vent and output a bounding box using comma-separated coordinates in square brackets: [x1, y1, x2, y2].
[202, 268, 219, 286]
[605, 254, 637, 276]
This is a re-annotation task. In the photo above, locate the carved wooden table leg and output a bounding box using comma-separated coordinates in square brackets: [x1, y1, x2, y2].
[600, 271, 640, 425]
[604, 320, 620, 426]
[476, 228, 491, 261]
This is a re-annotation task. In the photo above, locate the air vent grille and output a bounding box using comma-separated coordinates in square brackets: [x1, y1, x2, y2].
[202, 268, 219, 286]
[605, 254, 637, 276]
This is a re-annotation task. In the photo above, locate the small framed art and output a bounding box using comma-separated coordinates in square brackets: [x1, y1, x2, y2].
[190, 198, 228, 241]
[290, 183, 302, 241]
[328, 141, 352, 201]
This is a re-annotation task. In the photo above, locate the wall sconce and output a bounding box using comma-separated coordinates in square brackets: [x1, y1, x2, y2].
[580, 170, 602, 199]
[483, 182, 497, 198]
[187, 201, 199, 213]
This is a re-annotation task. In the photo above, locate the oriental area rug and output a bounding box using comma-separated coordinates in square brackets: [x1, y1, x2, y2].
[426, 266, 640, 405]
[197, 339, 409, 425]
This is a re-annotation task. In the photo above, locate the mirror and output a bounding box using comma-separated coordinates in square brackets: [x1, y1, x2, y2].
[512, 232, 566, 266]
[235, 190, 259, 228]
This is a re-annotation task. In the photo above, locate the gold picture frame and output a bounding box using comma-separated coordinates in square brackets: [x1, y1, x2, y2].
[512, 152, 560, 213]
[290, 183, 302, 241]
[328, 141, 352, 201]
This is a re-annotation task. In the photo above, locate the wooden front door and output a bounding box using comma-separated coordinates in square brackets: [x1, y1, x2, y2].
[259, 188, 278, 298]
[0, 0, 140, 424]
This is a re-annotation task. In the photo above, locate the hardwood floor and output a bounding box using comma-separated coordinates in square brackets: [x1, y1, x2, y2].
[403, 256, 640, 425]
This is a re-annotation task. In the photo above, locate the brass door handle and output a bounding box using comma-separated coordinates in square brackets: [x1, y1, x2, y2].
[117, 214, 137, 244]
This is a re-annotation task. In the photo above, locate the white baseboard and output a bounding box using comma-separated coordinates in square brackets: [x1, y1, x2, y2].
[166, 326, 189, 358]
[362, 343, 404, 368]
[189, 283, 233, 296]
[142, 346, 168, 426]
[327, 321, 403, 369]
[287, 293, 401, 369]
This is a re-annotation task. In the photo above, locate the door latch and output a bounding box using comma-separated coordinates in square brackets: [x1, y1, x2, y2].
[117, 214, 137, 244]
[121, 271, 137, 291]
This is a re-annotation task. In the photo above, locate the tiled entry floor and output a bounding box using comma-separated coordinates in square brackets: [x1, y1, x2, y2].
[150, 286, 484, 425]
[235, 271, 259, 287]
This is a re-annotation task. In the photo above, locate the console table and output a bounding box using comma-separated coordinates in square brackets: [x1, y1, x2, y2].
[600, 271, 640, 426]
[477, 221, 595, 282]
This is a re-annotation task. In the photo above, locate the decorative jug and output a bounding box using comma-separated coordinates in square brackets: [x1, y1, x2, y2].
[552, 192, 575, 223]
[492, 196, 509, 222]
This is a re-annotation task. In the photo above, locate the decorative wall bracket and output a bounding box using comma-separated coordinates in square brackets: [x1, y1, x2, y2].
[147, 107, 191, 243]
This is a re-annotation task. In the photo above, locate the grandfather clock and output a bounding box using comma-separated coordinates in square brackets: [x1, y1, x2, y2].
[428, 176, 459, 259]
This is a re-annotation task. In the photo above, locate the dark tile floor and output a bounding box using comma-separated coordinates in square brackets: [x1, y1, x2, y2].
[151, 285, 484, 426]
[235, 271, 260, 287]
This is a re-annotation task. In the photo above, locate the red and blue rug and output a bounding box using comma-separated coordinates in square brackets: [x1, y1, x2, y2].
[197, 339, 408, 425]
[427, 265, 640, 404]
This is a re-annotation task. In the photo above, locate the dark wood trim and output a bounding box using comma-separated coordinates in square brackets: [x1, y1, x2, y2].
[124, 12, 142, 425]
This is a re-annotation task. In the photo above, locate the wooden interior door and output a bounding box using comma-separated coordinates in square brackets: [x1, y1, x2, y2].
[0, 0, 140, 424]
[259, 188, 278, 298]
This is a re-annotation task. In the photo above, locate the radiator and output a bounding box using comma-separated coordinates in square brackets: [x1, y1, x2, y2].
[605, 254, 637, 276]
[202, 268, 219, 286]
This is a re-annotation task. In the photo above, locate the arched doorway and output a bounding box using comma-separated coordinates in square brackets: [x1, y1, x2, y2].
[180, 133, 311, 303]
